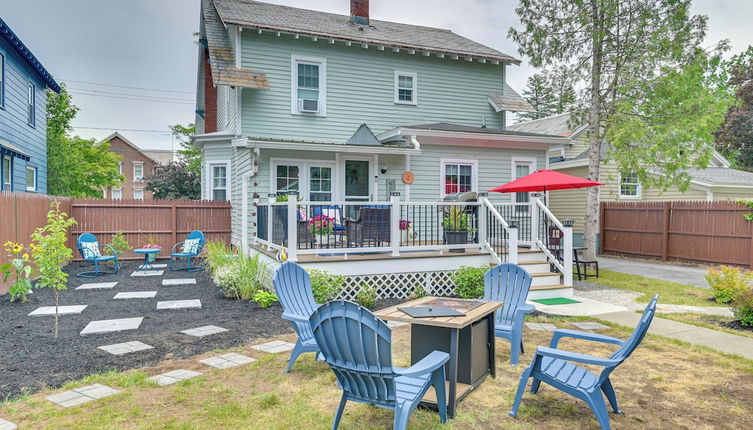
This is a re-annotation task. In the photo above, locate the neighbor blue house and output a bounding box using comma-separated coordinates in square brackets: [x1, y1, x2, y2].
[0, 17, 60, 194]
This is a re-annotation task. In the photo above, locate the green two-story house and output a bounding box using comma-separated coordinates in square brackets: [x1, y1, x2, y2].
[194, 0, 570, 275]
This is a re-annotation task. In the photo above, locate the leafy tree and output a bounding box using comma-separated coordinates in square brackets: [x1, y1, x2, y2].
[145, 161, 201, 199]
[517, 67, 578, 122]
[47, 86, 123, 197]
[170, 124, 201, 175]
[510, 0, 708, 257]
[30, 201, 77, 338]
[715, 46, 753, 169]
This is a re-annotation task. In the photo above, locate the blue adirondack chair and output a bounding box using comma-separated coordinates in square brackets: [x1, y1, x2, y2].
[484, 263, 535, 365]
[309, 300, 450, 430]
[272, 261, 322, 372]
[510, 295, 659, 430]
[76, 233, 119, 278]
[168, 230, 205, 272]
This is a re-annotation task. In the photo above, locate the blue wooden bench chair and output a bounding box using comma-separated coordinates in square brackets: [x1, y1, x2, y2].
[510, 295, 659, 430]
[76, 233, 118, 278]
[485, 263, 534, 365]
[168, 230, 205, 272]
[309, 300, 450, 430]
[272, 261, 322, 372]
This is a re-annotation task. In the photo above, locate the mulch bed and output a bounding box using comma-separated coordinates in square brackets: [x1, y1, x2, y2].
[0, 260, 402, 402]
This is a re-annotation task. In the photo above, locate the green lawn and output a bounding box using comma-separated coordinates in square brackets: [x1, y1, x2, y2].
[594, 269, 722, 307]
[654, 312, 753, 339]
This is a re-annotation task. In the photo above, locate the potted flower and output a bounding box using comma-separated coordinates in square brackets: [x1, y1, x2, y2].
[142, 236, 161, 262]
[399, 219, 412, 243]
[442, 206, 473, 253]
[309, 215, 336, 246]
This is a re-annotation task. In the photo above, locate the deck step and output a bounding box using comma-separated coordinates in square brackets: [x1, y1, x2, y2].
[528, 284, 574, 300]
[531, 272, 561, 287]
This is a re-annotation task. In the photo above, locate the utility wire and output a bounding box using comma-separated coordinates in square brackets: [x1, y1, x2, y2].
[68, 87, 194, 102]
[60, 78, 195, 95]
[72, 126, 173, 133]
[68, 91, 195, 105]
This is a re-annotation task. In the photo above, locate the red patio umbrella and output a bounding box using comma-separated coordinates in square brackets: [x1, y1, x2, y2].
[489, 169, 603, 193]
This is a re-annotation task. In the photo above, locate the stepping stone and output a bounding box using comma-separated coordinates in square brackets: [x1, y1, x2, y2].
[28, 305, 87, 317]
[46, 384, 120, 407]
[146, 369, 202, 386]
[76, 282, 118, 290]
[572, 321, 610, 330]
[139, 263, 167, 269]
[157, 299, 201, 310]
[131, 270, 164, 277]
[113, 291, 157, 299]
[162, 278, 196, 286]
[251, 340, 295, 354]
[80, 317, 143, 335]
[98, 341, 154, 355]
[200, 353, 256, 369]
[0, 418, 17, 430]
[181, 325, 228, 337]
[525, 322, 558, 332]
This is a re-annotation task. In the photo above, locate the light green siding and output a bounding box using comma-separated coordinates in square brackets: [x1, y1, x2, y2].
[240, 32, 506, 143]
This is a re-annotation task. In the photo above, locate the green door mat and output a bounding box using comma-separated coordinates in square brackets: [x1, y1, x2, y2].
[533, 298, 581, 305]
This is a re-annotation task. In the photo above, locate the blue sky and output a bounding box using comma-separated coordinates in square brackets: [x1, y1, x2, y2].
[1, 0, 751, 150]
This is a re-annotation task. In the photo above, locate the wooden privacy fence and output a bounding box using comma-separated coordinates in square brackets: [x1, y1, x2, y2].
[0, 191, 230, 293]
[600, 201, 753, 268]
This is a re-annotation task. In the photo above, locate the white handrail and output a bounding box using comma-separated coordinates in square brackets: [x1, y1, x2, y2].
[536, 199, 564, 230]
[483, 199, 510, 229]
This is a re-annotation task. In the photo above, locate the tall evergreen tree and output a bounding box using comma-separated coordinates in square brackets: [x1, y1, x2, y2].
[518, 68, 578, 122]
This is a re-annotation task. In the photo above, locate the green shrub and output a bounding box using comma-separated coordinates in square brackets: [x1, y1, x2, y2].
[307, 269, 345, 303]
[732, 289, 753, 326]
[452, 265, 487, 299]
[203, 240, 236, 274]
[2, 241, 33, 303]
[705, 266, 751, 304]
[253, 290, 278, 308]
[109, 231, 131, 262]
[356, 283, 377, 308]
[212, 252, 268, 301]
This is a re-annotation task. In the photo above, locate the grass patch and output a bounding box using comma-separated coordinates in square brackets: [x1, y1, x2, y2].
[653, 312, 753, 339]
[594, 269, 722, 307]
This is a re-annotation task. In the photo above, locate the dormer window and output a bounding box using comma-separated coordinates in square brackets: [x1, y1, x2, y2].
[291, 55, 326, 116]
[394, 71, 417, 105]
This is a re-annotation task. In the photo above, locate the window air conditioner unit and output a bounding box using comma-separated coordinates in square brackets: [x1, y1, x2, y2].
[298, 98, 319, 113]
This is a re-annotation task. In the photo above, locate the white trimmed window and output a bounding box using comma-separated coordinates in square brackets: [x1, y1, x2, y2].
[619, 172, 641, 198]
[133, 162, 144, 181]
[394, 71, 417, 105]
[117, 161, 122, 175]
[25, 166, 36, 191]
[211, 163, 229, 200]
[133, 188, 144, 200]
[27, 81, 35, 127]
[441, 159, 477, 196]
[291, 55, 326, 116]
[2, 155, 11, 190]
[0, 53, 5, 108]
[111, 187, 122, 200]
[274, 163, 301, 196]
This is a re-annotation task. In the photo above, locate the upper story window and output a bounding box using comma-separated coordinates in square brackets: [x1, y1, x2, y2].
[27, 81, 36, 127]
[291, 55, 326, 116]
[394, 71, 417, 105]
[2, 156, 11, 190]
[441, 158, 477, 196]
[25, 166, 37, 192]
[0, 53, 5, 108]
[619, 172, 641, 198]
[117, 162, 122, 175]
[133, 162, 144, 181]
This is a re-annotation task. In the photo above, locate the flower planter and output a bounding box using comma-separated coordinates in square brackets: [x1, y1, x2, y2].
[444, 231, 468, 253]
[314, 234, 336, 247]
[147, 253, 157, 263]
[401, 230, 410, 244]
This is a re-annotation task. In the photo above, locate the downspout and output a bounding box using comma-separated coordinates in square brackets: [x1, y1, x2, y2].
[241, 146, 257, 253]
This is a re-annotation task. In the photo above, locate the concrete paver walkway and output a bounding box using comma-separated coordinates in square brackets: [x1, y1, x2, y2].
[598, 311, 753, 360]
[598, 256, 710, 288]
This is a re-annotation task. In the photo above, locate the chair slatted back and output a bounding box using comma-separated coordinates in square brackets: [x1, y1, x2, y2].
[77, 233, 98, 260]
[609, 295, 658, 362]
[310, 300, 396, 405]
[484, 263, 532, 326]
[273, 261, 319, 342]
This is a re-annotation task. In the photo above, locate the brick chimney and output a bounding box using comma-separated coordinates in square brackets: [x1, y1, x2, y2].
[350, 0, 369, 25]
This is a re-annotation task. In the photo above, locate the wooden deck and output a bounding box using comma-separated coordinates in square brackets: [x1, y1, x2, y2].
[250, 243, 492, 263]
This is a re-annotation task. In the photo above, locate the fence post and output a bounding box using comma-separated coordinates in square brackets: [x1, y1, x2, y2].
[662, 201, 671, 261]
[508, 220, 519, 264]
[171, 202, 177, 246]
[390, 192, 401, 257]
[530, 194, 541, 251]
[562, 219, 574, 287]
[266, 193, 275, 251]
[477, 193, 488, 253]
[286, 191, 298, 262]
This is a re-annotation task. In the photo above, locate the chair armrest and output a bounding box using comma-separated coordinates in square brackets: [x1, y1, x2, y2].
[99, 244, 118, 257]
[548, 329, 624, 349]
[517, 304, 535, 316]
[536, 346, 618, 367]
[282, 313, 311, 324]
[171, 241, 184, 254]
[394, 351, 450, 378]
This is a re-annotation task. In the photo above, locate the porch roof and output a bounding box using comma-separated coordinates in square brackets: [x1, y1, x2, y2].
[233, 136, 420, 155]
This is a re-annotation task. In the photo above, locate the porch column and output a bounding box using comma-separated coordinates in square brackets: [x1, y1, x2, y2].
[390, 192, 401, 256]
[530, 193, 542, 250]
[266, 193, 275, 251]
[404, 154, 411, 201]
[286, 191, 298, 262]
[562, 219, 574, 287]
[508, 220, 519, 264]
[477, 192, 488, 254]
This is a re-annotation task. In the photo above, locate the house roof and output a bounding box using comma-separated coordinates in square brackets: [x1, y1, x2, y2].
[0, 18, 60, 93]
[102, 132, 161, 165]
[683, 167, 753, 186]
[0, 139, 31, 161]
[401, 122, 562, 138]
[211, 0, 520, 63]
[202, 0, 269, 89]
[488, 84, 535, 113]
[507, 113, 582, 137]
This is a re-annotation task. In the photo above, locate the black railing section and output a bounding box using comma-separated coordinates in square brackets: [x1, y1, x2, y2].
[539, 207, 565, 272]
[400, 203, 479, 248]
[485, 206, 510, 263]
[298, 203, 392, 250]
[494, 204, 531, 243]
